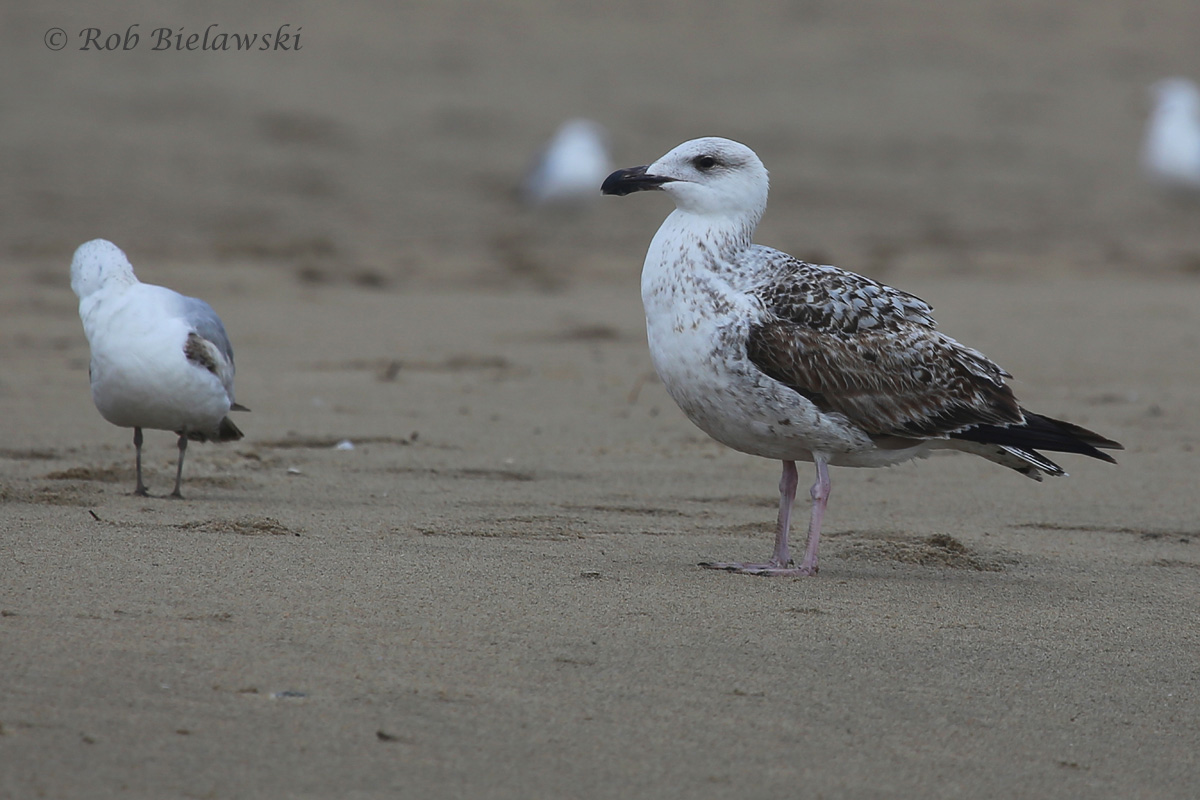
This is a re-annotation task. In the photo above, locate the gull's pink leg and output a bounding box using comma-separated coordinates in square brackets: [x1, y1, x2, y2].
[768, 459, 799, 566]
[795, 456, 830, 575]
[701, 458, 828, 577]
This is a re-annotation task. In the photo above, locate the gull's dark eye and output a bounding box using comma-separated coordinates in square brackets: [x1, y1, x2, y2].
[693, 155, 718, 170]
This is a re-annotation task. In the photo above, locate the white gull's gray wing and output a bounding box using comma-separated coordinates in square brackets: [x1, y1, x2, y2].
[174, 292, 246, 410]
[179, 295, 235, 367]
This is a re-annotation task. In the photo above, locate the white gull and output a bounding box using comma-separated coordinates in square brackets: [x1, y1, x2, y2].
[523, 119, 613, 209]
[71, 239, 248, 498]
[1141, 77, 1200, 194]
[602, 137, 1122, 577]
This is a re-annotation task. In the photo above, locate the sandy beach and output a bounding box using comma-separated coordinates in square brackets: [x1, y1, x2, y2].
[2, 2, 1199, 797]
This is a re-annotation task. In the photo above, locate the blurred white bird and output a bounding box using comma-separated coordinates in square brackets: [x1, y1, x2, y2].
[523, 119, 612, 209]
[71, 239, 248, 498]
[1141, 77, 1200, 194]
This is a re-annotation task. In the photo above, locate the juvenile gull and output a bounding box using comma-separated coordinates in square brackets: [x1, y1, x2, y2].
[602, 137, 1122, 577]
[71, 239, 248, 498]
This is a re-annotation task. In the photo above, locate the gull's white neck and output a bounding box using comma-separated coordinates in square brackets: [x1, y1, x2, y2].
[641, 205, 759, 296]
[77, 273, 138, 341]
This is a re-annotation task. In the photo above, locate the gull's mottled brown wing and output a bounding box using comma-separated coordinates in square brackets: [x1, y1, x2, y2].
[746, 258, 1022, 438]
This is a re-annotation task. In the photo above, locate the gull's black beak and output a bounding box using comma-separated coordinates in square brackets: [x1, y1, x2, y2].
[601, 166, 676, 196]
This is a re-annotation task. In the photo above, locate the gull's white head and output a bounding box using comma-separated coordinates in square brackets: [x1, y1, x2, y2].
[70, 239, 137, 300]
[602, 137, 769, 221]
[1150, 78, 1200, 115]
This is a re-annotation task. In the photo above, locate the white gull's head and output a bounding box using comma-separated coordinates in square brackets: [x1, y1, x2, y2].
[602, 137, 769, 221]
[70, 239, 137, 300]
[1149, 77, 1200, 114]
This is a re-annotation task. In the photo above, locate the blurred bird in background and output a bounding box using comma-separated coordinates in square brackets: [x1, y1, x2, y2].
[523, 119, 613, 211]
[1141, 77, 1200, 195]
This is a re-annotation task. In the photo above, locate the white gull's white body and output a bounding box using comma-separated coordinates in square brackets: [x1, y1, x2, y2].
[71, 239, 244, 496]
[524, 119, 613, 208]
[603, 137, 1120, 576]
[1142, 77, 1200, 193]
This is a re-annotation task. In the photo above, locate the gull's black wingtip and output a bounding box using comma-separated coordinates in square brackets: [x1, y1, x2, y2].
[952, 412, 1122, 465]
